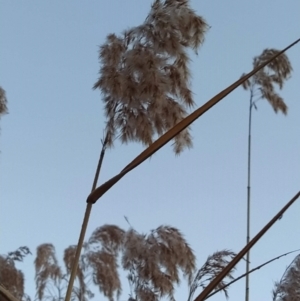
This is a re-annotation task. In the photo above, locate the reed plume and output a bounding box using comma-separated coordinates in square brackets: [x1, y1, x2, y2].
[34, 244, 93, 301]
[241, 49, 292, 114]
[93, 0, 208, 154]
[86, 224, 196, 301]
[0, 86, 8, 116]
[0, 247, 31, 301]
[32, 224, 236, 301]
[188, 250, 236, 300]
[272, 253, 300, 301]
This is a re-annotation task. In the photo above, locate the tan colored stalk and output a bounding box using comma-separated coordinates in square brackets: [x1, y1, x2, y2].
[0, 285, 21, 301]
[206, 249, 300, 299]
[64, 135, 108, 301]
[193, 191, 300, 301]
[87, 38, 300, 204]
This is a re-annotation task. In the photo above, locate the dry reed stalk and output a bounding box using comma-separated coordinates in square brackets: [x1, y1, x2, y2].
[206, 249, 300, 300]
[193, 191, 300, 301]
[87, 38, 300, 205]
[64, 138, 107, 301]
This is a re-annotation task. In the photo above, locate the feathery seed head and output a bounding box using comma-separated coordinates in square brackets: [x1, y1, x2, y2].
[94, 0, 208, 154]
[241, 49, 292, 115]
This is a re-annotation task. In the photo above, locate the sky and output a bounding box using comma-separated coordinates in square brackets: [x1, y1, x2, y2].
[1, 1, 300, 300]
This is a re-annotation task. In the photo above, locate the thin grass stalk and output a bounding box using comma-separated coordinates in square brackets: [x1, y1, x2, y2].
[206, 249, 300, 299]
[86, 38, 300, 205]
[64, 135, 108, 301]
[245, 89, 254, 301]
[193, 191, 300, 301]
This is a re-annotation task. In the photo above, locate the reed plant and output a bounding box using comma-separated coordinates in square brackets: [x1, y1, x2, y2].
[240, 49, 293, 301]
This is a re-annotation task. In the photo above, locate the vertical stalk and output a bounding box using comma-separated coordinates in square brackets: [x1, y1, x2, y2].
[245, 91, 253, 301]
[64, 135, 108, 301]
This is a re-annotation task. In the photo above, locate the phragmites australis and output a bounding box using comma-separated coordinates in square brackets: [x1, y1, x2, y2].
[0, 247, 31, 301]
[272, 253, 300, 301]
[87, 224, 196, 301]
[93, 0, 209, 154]
[187, 250, 236, 300]
[3, 227, 238, 301]
[0, 86, 8, 116]
[241, 49, 293, 114]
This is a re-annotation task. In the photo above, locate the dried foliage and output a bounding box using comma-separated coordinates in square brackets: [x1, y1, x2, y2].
[31, 225, 198, 301]
[0, 86, 8, 116]
[87, 224, 196, 301]
[64, 245, 94, 301]
[272, 254, 300, 301]
[187, 250, 236, 301]
[3, 228, 238, 301]
[34, 244, 93, 301]
[86, 225, 124, 301]
[34, 244, 64, 301]
[93, 0, 208, 154]
[6, 247, 31, 263]
[0, 247, 31, 301]
[241, 49, 292, 114]
[124, 226, 195, 301]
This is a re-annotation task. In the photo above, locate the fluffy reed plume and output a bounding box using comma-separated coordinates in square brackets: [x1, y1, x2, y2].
[272, 254, 300, 301]
[87, 224, 124, 301]
[63, 245, 94, 301]
[187, 250, 236, 300]
[0, 86, 8, 116]
[35, 244, 64, 301]
[93, 0, 208, 154]
[0, 247, 31, 301]
[86, 224, 196, 301]
[32, 225, 197, 301]
[66, 225, 236, 301]
[3, 227, 237, 301]
[34, 244, 93, 301]
[241, 49, 292, 114]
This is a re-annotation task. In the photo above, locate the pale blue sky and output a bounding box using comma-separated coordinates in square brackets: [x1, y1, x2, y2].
[1, 1, 300, 300]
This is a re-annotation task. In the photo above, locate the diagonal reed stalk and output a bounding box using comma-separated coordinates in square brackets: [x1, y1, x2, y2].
[65, 38, 299, 301]
[206, 249, 300, 299]
[193, 191, 300, 301]
[86, 38, 300, 204]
